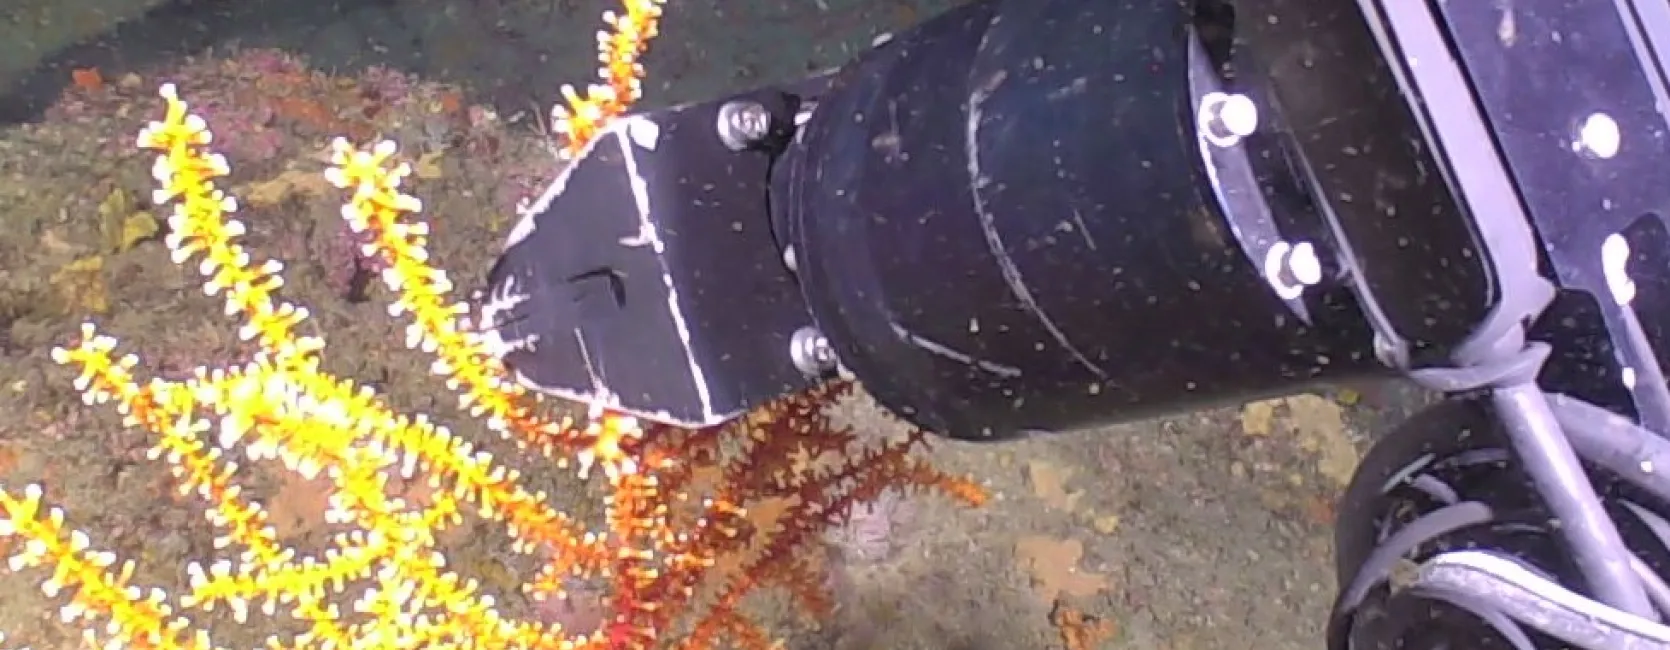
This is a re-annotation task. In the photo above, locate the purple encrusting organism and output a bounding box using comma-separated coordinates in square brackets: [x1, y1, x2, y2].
[359, 65, 415, 105]
[166, 48, 309, 162]
[232, 48, 309, 76]
[322, 220, 389, 301]
[176, 94, 281, 162]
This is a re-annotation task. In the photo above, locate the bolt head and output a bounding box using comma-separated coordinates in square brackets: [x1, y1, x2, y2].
[810, 338, 835, 363]
[718, 100, 772, 150]
[1216, 94, 1258, 138]
[1198, 92, 1259, 147]
[1575, 112, 1620, 159]
[790, 326, 837, 376]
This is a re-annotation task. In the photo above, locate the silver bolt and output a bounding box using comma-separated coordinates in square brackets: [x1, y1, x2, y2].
[782, 246, 798, 272]
[1372, 332, 1407, 369]
[717, 100, 772, 150]
[1574, 112, 1620, 159]
[1199, 92, 1258, 147]
[789, 326, 837, 376]
[1287, 241, 1323, 286]
[1602, 232, 1636, 306]
[1261, 240, 1324, 300]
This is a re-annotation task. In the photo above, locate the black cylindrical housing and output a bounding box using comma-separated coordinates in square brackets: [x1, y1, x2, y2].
[775, 0, 1384, 440]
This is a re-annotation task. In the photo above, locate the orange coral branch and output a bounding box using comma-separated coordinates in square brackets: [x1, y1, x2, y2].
[554, 0, 667, 155]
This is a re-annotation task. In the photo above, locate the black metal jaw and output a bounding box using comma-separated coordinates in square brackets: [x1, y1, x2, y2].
[479, 86, 822, 428]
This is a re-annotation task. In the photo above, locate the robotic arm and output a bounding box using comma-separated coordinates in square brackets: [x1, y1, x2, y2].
[480, 0, 1670, 647]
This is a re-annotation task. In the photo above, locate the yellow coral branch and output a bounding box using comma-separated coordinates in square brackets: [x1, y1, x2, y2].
[314, 0, 666, 486]
[53, 323, 606, 646]
[140, 83, 323, 367]
[32, 81, 625, 649]
[51, 322, 599, 649]
[0, 485, 218, 650]
[133, 81, 608, 564]
[322, 138, 619, 471]
[52, 328, 291, 567]
[324, 137, 649, 484]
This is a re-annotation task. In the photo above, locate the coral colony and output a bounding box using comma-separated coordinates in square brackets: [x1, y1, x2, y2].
[0, 2, 986, 649]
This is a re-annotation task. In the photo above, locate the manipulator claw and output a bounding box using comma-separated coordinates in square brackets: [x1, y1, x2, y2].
[477, 86, 824, 429]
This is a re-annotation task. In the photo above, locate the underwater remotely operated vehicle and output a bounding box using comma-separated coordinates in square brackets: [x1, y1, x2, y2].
[481, 0, 1670, 647]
